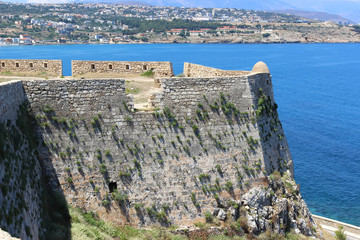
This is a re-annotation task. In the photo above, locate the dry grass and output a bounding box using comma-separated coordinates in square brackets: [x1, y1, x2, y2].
[126, 77, 160, 104]
[0, 71, 57, 78]
[73, 72, 142, 79]
[0, 78, 12, 83]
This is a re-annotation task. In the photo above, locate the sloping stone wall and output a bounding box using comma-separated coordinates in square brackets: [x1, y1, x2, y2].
[183, 62, 249, 78]
[0, 59, 62, 77]
[0, 81, 25, 123]
[0, 82, 44, 240]
[72, 60, 174, 78]
[20, 72, 300, 231]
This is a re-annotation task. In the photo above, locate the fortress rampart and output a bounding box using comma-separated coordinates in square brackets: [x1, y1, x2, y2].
[0, 59, 63, 77]
[0, 81, 26, 123]
[183, 62, 250, 78]
[0, 61, 318, 239]
[72, 60, 174, 78]
[0, 59, 174, 78]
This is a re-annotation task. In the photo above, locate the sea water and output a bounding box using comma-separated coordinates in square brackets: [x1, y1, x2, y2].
[1, 43, 359, 226]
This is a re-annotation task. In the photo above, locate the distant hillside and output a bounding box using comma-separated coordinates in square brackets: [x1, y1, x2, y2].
[90, 0, 358, 23]
[118, 1, 151, 6]
[72, 0, 151, 5]
[141, 0, 297, 10]
[270, 9, 355, 24]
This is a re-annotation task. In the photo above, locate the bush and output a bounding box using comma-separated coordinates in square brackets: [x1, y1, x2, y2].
[102, 200, 110, 207]
[225, 181, 233, 191]
[204, 212, 213, 223]
[335, 226, 346, 240]
[216, 164, 222, 174]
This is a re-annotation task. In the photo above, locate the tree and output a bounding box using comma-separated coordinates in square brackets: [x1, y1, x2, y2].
[179, 29, 186, 38]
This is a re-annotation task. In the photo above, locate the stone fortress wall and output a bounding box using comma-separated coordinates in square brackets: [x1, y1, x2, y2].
[183, 62, 250, 78]
[0, 60, 318, 239]
[0, 59, 174, 78]
[72, 60, 174, 78]
[0, 81, 26, 123]
[0, 81, 45, 240]
[0, 59, 63, 77]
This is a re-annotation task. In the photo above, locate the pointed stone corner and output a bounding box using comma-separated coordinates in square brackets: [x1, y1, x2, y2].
[252, 61, 270, 73]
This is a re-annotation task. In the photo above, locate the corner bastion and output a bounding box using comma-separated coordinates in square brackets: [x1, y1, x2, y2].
[0, 61, 318, 239]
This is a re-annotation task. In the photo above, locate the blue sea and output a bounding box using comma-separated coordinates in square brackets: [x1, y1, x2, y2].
[1, 43, 360, 226]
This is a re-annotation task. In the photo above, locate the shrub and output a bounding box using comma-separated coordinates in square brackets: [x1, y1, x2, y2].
[216, 164, 222, 174]
[102, 200, 110, 207]
[192, 124, 200, 137]
[105, 150, 111, 157]
[225, 181, 233, 191]
[191, 192, 196, 203]
[112, 191, 128, 203]
[204, 212, 213, 223]
[125, 116, 132, 124]
[198, 173, 210, 181]
[43, 105, 54, 114]
[335, 226, 346, 240]
[99, 164, 107, 174]
[134, 203, 143, 210]
[67, 177, 73, 184]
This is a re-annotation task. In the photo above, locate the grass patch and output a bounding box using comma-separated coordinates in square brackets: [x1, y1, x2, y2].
[140, 69, 155, 77]
[70, 206, 186, 240]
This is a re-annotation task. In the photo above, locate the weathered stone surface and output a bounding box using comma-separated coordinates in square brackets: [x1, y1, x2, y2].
[72, 60, 174, 78]
[0, 59, 62, 76]
[183, 62, 250, 78]
[0, 82, 44, 240]
[217, 209, 227, 221]
[0, 229, 19, 240]
[0, 61, 317, 239]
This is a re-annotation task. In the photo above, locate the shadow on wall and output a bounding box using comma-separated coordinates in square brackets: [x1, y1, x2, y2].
[21, 102, 72, 240]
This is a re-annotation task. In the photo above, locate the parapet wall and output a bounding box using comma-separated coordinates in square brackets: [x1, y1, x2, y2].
[72, 60, 174, 78]
[23, 79, 127, 119]
[0, 59, 63, 77]
[0, 81, 25, 123]
[183, 62, 250, 78]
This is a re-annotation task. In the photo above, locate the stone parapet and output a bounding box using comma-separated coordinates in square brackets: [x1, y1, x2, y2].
[183, 62, 249, 78]
[72, 60, 174, 78]
[0, 59, 63, 77]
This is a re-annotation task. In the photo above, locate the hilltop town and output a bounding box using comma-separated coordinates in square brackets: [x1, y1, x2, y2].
[0, 2, 359, 45]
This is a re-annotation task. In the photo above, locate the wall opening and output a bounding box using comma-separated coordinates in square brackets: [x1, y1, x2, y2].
[91, 64, 95, 70]
[109, 64, 113, 70]
[143, 65, 147, 70]
[44, 63, 48, 68]
[125, 64, 130, 70]
[1, 62, 5, 67]
[29, 63, 33, 68]
[15, 63, 19, 68]
[108, 182, 117, 193]
[267, 80, 269, 84]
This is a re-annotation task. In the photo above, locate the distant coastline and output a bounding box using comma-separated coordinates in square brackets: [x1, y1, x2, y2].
[1, 39, 359, 46]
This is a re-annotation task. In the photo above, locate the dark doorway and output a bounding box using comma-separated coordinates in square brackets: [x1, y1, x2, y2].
[109, 181, 117, 193]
